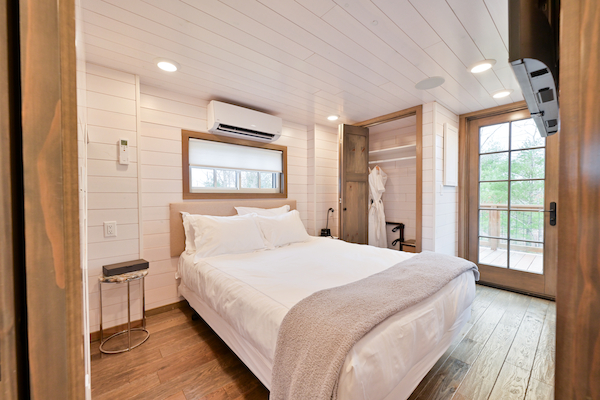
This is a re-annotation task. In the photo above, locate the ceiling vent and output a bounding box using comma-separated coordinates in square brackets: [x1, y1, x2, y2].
[207, 101, 282, 142]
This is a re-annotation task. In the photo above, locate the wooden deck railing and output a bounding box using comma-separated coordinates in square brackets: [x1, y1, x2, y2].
[481, 204, 544, 253]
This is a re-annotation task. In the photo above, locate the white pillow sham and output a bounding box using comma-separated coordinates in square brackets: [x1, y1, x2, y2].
[189, 214, 266, 260]
[180, 211, 196, 254]
[235, 204, 290, 217]
[254, 210, 310, 248]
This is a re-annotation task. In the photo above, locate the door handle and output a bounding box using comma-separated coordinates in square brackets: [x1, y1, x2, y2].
[343, 208, 347, 211]
[540, 202, 557, 226]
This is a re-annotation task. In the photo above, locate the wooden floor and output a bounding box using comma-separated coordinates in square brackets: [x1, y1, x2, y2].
[91, 285, 555, 400]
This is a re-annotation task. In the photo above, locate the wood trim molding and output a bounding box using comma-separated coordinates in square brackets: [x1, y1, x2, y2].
[459, 101, 528, 121]
[181, 130, 288, 199]
[354, 105, 421, 128]
[458, 101, 528, 258]
[19, 0, 84, 397]
[555, 0, 600, 397]
[0, 0, 20, 397]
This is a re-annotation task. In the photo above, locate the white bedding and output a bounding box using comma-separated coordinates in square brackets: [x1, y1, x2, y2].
[178, 237, 476, 399]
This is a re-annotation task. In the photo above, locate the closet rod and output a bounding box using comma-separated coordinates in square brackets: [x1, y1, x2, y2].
[368, 156, 416, 164]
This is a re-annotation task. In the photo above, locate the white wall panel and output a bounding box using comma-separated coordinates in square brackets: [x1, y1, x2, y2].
[421, 102, 459, 255]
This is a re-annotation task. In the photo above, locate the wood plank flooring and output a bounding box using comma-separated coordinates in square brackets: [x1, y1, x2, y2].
[91, 285, 555, 400]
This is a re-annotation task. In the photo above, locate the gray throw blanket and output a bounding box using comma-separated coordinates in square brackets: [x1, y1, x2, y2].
[270, 251, 479, 400]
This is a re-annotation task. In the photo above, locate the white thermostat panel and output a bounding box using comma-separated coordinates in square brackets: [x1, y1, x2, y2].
[119, 138, 129, 165]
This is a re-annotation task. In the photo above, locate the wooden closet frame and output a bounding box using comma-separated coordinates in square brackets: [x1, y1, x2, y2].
[0, 0, 84, 397]
[354, 105, 423, 253]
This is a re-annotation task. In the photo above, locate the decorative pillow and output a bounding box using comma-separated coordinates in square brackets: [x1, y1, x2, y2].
[180, 212, 196, 254]
[189, 214, 266, 260]
[255, 210, 310, 248]
[235, 204, 290, 217]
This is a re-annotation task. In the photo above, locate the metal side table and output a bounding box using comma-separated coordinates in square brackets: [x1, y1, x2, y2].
[99, 269, 150, 354]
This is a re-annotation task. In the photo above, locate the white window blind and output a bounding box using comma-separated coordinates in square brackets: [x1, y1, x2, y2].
[189, 138, 283, 172]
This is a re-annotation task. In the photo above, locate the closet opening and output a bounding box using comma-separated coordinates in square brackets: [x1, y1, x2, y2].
[339, 106, 422, 252]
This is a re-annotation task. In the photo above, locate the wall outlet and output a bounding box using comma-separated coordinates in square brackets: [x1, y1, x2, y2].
[104, 221, 117, 237]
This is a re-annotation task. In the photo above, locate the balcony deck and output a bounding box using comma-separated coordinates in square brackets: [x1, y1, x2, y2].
[478, 246, 543, 274]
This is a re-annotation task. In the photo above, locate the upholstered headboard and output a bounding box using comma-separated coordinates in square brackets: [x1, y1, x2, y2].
[169, 199, 297, 257]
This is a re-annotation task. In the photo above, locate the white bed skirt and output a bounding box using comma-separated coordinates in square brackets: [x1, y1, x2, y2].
[179, 282, 274, 387]
[179, 280, 472, 400]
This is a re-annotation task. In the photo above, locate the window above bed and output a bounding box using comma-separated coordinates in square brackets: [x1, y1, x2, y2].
[182, 130, 287, 199]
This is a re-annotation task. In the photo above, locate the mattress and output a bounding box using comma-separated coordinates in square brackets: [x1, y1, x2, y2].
[178, 237, 476, 399]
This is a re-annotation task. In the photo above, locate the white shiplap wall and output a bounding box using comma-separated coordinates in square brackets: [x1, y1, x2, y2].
[369, 117, 417, 248]
[421, 101, 459, 255]
[138, 84, 206, 313]
[86, 64, 141, 332]
[313, 124, 339, 237]
[434, 104, 459, 256]
[422, 102, 436, 252]
[85, 64, 310, 330]
[140, 85, 309, 312]
[307, 126, 316, 235]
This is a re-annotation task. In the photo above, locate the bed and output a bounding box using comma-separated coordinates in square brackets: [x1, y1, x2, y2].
[170, 200, 477, 400]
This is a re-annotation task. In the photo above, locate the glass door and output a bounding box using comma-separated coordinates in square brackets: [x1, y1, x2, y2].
[468, 109, 558, 296]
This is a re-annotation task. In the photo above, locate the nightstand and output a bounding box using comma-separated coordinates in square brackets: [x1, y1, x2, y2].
[98, 269, 150, 354]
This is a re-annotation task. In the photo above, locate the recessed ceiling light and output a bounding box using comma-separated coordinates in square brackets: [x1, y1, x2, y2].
[492, 89, 514, 98]
[154, 58, 180, 72]
[415, 76, 445, 90]
[327, 115, 339, 121]
[469, 59, 496, 73]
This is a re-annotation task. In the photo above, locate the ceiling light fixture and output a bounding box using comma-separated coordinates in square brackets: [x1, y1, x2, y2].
[415, 76, 445, 90]
[469, 59, 496, 73]
[154, 58, 180, 72]
[327, 115, 339, 121]
[492, 89, 514, 98]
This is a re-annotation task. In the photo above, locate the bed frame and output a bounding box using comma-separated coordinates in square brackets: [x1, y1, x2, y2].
[169, 199, 471, 398]
[169, 199, 296, 387]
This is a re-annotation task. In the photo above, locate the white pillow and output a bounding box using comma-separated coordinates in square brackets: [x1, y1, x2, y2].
[189, 214, 266, 260]
[180, 212, 196, 254]
[255, 210, 310, 248]
[235, 204, 290, 217]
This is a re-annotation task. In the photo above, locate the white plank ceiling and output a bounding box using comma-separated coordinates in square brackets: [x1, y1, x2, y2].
[80, 0, 523, 127]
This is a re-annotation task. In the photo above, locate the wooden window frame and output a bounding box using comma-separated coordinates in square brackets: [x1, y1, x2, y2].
[182, 130, 288, 199]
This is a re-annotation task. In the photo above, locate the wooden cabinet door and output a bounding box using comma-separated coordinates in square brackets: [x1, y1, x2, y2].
[339, 124, 369, 244]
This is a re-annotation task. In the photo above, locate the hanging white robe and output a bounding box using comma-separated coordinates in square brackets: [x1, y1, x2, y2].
[368, 166, 388, 248]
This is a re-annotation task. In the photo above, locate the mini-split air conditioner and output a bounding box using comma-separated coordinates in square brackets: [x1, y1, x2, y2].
[207, 100, 282, 142]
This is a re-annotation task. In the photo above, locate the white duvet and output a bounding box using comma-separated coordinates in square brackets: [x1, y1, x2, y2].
[178, 237, 476, 399]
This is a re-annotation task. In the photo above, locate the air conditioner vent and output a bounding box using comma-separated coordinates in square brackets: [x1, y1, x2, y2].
[216, 124, 276, 140]
[537, 87, 554, 103]
[530, 68, 549, 78]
